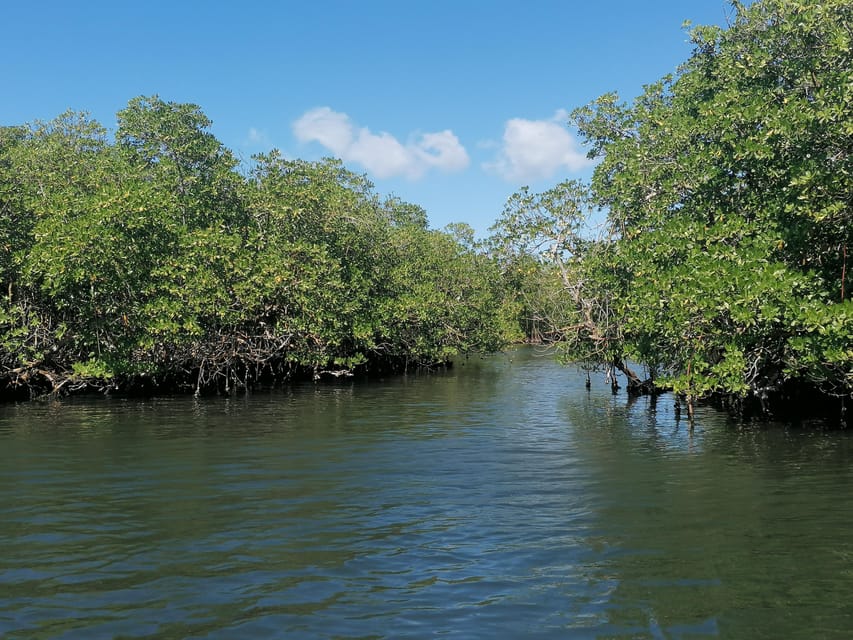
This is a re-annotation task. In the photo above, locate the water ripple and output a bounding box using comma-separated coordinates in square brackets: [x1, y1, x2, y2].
[1, 349, 852, 638]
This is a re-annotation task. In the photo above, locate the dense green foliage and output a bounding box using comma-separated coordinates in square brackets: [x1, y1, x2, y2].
[0, 98, 518, 398]
[492, 0, 851, 419]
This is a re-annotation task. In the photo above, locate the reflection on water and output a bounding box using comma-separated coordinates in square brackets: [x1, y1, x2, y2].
[1, 347, 852, 639]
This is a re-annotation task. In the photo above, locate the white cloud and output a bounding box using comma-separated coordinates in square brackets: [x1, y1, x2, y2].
[293, 107, 469, 180]
[293, 108, 352, 154]
[414, 130, 470, 172]
[485, 110, 593, 182]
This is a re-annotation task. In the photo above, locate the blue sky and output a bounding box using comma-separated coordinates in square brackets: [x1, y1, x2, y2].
[2, 1, 739, 235]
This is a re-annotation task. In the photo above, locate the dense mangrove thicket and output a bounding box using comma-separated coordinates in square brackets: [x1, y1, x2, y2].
[0, 97, 521, 399]
[491, 0, 851, 422]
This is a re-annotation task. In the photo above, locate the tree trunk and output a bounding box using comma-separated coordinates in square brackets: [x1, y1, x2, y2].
[613, 358, 653, 395]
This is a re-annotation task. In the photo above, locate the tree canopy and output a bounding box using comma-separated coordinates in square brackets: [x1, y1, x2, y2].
[491, 0, 851, 421]
[0, 97, 519, 398]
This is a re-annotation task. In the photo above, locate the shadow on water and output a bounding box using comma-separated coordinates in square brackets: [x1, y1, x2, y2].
[1, 346, 852, 638]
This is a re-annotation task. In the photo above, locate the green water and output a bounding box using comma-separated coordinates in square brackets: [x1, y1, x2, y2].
[1, 347, 852, 638]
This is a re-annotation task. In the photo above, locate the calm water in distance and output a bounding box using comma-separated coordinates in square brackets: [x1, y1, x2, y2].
[1, 346, 852, 639]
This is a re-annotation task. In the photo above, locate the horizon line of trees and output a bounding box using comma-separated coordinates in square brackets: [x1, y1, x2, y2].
[0, 96, 521, 399]
[0, 0, 849, 427]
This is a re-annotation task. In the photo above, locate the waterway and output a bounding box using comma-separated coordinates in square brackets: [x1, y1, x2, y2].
[1, 347, 851, 638]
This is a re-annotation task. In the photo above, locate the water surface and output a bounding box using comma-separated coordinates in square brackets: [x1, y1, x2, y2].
[1, 347, 852, 638]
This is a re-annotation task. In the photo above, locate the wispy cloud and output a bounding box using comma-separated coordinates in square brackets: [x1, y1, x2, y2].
[485, 110, 592, 182]
[243, 127, 271, 149]
[293, 107, 469, 180]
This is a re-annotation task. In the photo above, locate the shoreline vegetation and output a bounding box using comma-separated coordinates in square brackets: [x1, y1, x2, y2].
[0, 0, 850, 426]
[0, 101, 520, 401]
[492, 0, 851, 427]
